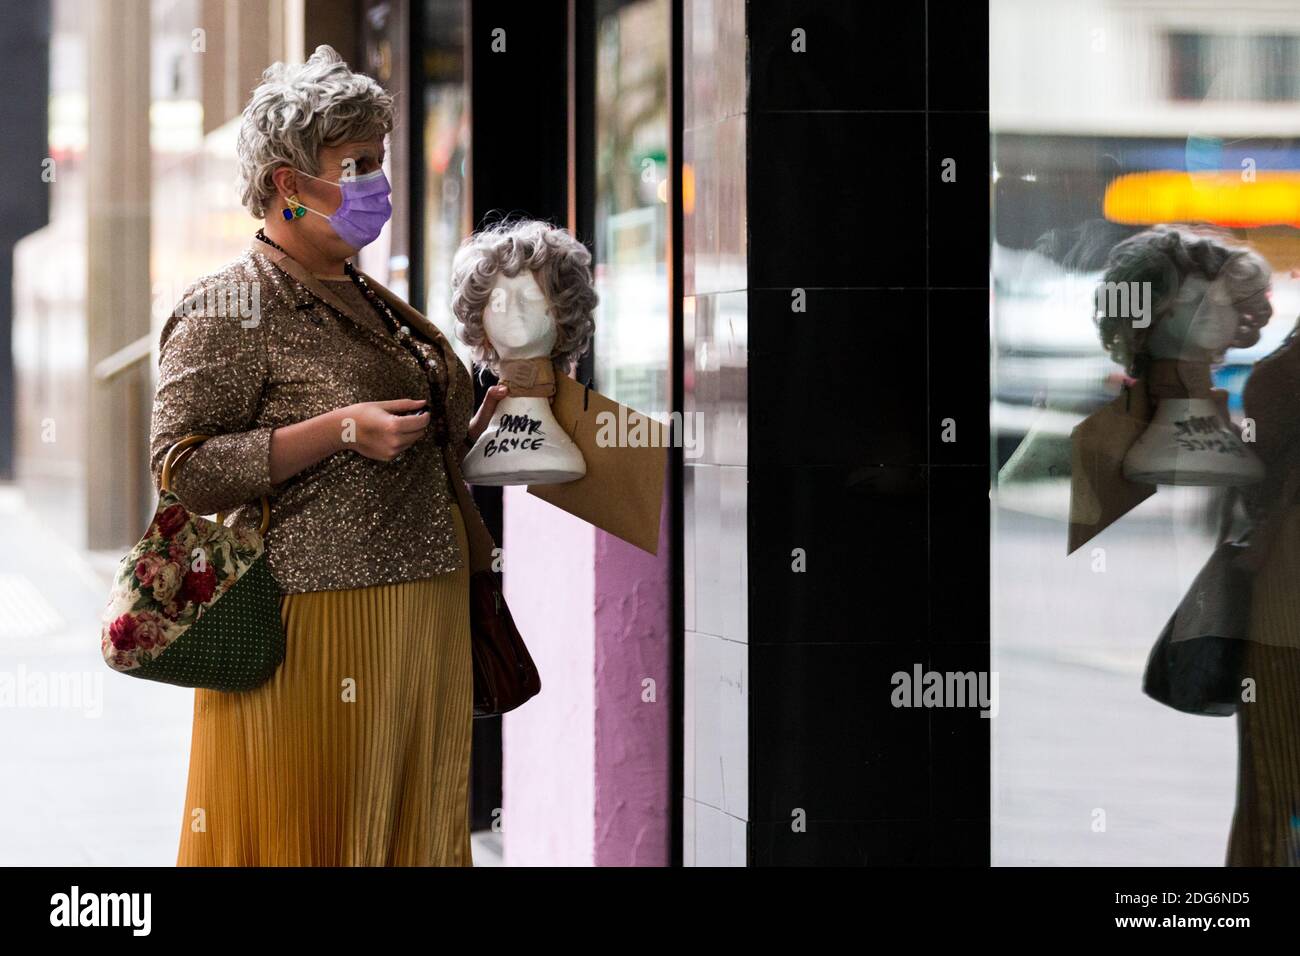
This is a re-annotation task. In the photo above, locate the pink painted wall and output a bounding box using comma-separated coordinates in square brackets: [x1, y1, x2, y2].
[593, 475, 671, 866]
[500, 464, 672, 866]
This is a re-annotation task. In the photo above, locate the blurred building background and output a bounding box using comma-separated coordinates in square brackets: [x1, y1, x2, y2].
[1, 1, 989, 866]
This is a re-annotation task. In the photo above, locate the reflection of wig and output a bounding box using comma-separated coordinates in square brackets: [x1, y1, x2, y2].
[450, 219, 597, 374]
[1095, 225, 1272, 376]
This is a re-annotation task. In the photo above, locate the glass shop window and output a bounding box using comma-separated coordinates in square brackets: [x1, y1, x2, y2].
[593, 0, 670, 416]
[419, 0, 470, 364]
[991, 1, 1300, 866]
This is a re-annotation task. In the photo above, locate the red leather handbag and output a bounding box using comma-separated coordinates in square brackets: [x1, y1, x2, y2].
[466, 568, 541, 717]
[439, 439, 541, 717]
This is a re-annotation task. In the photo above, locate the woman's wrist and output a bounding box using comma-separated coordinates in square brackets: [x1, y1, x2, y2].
[268, 408, 350, 485]
[324, 406, 350, 454]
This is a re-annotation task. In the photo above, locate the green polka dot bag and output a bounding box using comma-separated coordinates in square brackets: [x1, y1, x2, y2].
[99, 434, 285, 692]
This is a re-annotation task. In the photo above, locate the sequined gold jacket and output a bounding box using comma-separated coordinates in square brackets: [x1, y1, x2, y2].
[148, 235, 479, 593]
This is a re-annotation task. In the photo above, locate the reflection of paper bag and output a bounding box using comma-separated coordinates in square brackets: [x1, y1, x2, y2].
[1068, 386, 1156, 554]
[527, 374, 668, 554]
[1069, 383, 1236, 554]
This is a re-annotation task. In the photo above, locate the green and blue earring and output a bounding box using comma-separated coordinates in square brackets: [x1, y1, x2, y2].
[282, 195, 308, 221]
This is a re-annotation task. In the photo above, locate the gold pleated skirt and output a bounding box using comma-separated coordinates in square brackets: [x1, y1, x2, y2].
[176, 503, 473, 867]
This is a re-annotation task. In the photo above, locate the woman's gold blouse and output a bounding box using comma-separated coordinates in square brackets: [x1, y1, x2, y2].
[148, 235, 475, 594]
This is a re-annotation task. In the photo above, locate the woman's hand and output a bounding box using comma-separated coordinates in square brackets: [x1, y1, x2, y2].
[336, 398, 431, 462]
[467, 384, 509, 445]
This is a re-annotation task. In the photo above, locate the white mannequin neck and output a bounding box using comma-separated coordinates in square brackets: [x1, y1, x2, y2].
[460, 395, 585, 485]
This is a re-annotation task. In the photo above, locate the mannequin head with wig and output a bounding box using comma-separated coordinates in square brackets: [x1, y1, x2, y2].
[450, 218, 597, 377]
[1094, 225, 1272, 377]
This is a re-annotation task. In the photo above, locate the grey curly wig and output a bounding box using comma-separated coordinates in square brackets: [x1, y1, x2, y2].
[450, 219, 597, 374]
[236, 45, 394, 219]
[1094, 225, 1271, 376]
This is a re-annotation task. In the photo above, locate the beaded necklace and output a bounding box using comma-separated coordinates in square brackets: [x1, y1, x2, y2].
[255, 229, 449, 446]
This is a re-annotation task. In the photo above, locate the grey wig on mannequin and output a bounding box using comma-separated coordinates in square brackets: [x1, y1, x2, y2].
[450, 219, 597, 375]
[1094, 225, 1272, 377]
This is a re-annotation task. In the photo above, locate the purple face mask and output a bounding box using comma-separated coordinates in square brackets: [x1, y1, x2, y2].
[291, 167, 392, 249]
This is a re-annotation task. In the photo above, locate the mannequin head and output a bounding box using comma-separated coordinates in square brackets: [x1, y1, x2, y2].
[481, 271, 559, 360]
[450, 219, 597, 375]
[1095, 226, 1271, 375]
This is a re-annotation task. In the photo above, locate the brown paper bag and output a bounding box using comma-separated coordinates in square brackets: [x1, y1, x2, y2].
[1067, 386, 1156, 554]
[527, 373, 669, 554]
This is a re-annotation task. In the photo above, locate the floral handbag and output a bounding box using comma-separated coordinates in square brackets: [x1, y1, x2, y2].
[99, 433, 285, 691]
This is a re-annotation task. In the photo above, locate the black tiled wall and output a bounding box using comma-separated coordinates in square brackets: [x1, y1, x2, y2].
[745, 0, 990, 865]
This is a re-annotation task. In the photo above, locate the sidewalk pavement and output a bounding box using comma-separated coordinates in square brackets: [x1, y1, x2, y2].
[0, 480, 501, 866]
[993, 502, 1239, 865]
[0, 480, 191, 864]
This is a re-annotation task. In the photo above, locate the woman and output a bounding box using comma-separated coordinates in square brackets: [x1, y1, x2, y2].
[148, 45, 507, 866]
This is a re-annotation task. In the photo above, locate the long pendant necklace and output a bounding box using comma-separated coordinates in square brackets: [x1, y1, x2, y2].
[255, 229, 449, 446]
